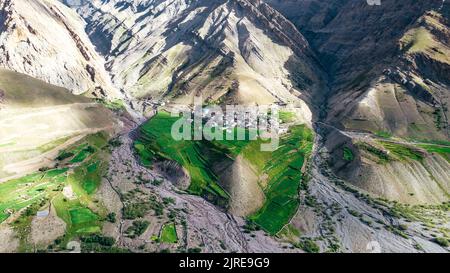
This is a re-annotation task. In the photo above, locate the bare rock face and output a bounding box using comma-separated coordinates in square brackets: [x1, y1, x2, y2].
[155, 161, 191, 191]
[0, 0, 121, 98]
[68, 0, 327, 123]
[219, 155, 265, 217]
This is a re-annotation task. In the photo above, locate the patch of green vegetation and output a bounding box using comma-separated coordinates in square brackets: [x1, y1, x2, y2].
[187, 247, 202, 253]
[279, 111, 296, 123]
[359, 140, 425, 163]
[87, 161, 99, 173]
[51, 137, 110, 242]
[278, 224, 301, 240]
[433, 109, 443, 131]
[0, 213, 8, 223]
[242, 220, 261, 233]
[37, 137, 71, 153]
[378, 141, 424, 161]
[70, 146, 96, 163]
[0, 132, 112, 251]
[348, 209, 363, 218]
[11, 199, 48, 252]
[386, 225, 409, 239]
[248, 125, 313, 235]
[343, 147, 354, 162]
[121, 190, 165, 219]
[80, 234, 129, 253]
[0, 141, 15, 148]
[0, 170, 67, 224]
[70, 207, 99, 225]
[81, 234, 115, 246]
[95, 98, 125, 111]
[56, 151, 75, 161]
[45, 168, 69, 178]
[417, 143, 450, 162]
[134, 111, 231, 205]
[400, 27, 433, 53]
[135, 111, 314, 236]
[160, 223, 178, 244]
[71, 160, 103, 195]
[106, 212, 116, 223]
[53, 194, 103, 240]
[294, 238, 320, 253]
[388, 202, 449, 229]
[126, 220, 150, 238]
[357, 143, 390, 163]
[434, 237, 449, 247]
[400, 23, 450, 64]
[64, 133, 108, 164]
[414, 139, 450, 146]
[123, 203, 151, 220]
[375, 131, 393, 139]
[163, 197, 176, 206]
[108, 138, 123, 148]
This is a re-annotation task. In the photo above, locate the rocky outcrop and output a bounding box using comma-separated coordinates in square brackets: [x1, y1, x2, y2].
[219, 155, 265, 217]
[155, 160, 191, 191]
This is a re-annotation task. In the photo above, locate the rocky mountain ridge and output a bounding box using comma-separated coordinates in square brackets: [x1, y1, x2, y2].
[66, 0, 328, 123]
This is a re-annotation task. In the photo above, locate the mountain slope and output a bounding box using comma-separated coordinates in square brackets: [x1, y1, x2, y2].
[0, 0, 121, 98]
[0, 68, 119, 182]
[266, 0, 450, 204]
[267, 0, 450, 140]
[68, 0, 328, 122]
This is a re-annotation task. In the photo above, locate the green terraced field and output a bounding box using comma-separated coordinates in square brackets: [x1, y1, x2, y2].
[378, 141, 424, 161]
[247, 125, 313, 235]
[0, 132, 111, 249]
[135, 111, 314, 235]
[160, 223, 178, 243]
[417, 144, 450, 162]
[0, 170, 68, 224]
[70, 207, 99, 225]
[70, 146, 96, 163]
[134, 111, 231, 205]
[53, 194, 103, 239]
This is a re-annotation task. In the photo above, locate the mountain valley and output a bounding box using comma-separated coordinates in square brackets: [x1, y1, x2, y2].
[0, 0, 449, 253]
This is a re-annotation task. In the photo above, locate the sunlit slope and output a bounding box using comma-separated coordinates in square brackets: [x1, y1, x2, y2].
[0, 69, 118, 182]
[0, 0, 121, 98]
